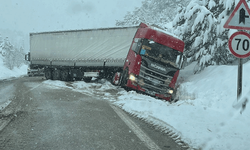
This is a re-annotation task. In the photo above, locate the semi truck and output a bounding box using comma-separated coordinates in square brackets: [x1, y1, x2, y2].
[25, 23, 185, 101]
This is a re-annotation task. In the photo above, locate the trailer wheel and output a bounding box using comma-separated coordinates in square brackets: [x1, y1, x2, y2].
[52, 69, 61, 80]
[45, 69, 52, 80]
[83, 77, 92, 82]
[61, 70, 69, 81]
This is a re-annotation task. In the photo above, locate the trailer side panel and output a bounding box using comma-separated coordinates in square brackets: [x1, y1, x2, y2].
[30, 27, 138, 67]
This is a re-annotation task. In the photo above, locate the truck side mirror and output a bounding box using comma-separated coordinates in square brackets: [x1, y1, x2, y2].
[132, 38, 143, 54]
[25, 53, 30, 61]
[176, 54, 186, 69]
[180, 55, 186, 69]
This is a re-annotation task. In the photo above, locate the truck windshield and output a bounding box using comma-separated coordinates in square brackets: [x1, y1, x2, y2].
[139, 39, 182, 68]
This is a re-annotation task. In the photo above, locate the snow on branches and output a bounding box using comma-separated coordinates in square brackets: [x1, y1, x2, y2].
[116, 0, 190, 27]
[173, 1, 217, 73]
[0, 36, 26, 70]
[173, 0, 245, 73]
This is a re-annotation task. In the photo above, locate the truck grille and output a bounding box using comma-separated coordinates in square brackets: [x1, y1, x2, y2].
[139, 65, 173, 95]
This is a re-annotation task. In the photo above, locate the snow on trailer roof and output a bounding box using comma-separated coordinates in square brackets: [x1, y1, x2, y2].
[30, 22, 180, 39]
[30, 25, 140, 67]
[30, 25, 140, 35]
[30, 22, 181, 43]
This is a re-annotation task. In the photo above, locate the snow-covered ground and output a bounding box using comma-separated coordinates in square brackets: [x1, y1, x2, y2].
[0, 57, 27, 80]
[0, 57, 27, 110]
[1, 58, 250, 149]
[114, 62, 250, 150]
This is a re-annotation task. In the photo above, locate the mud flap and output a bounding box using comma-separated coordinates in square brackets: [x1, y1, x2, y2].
[112, 72, 121, 85]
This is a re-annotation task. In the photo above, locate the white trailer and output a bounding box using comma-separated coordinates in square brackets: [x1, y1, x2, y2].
[27, 26, 138, 81]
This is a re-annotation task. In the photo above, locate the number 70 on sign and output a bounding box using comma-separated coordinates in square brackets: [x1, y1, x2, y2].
[229, 31, 250, 58]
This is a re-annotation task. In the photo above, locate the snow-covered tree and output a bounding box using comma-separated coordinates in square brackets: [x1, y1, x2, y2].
[172, 0, 250, 73]
[0, 37, 26, 69]
[1, 37, 15, 69]
[116, 0, 190, 27]
[1, 37, 13, 56]
[210, 0, 236, 66]
[173, 1, 218, 73]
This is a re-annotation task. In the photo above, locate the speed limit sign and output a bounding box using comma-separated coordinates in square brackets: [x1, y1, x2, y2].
[229, 31, 250, 58]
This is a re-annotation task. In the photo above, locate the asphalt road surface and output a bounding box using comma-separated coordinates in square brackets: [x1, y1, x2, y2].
[0, 76, 185, 150]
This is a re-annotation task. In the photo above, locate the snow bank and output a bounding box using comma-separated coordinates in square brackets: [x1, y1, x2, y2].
[0, 57, 27, 110]
[0, 57, 27, 80]
[0, 84, 14, 111]
[114, 61, 250, 150]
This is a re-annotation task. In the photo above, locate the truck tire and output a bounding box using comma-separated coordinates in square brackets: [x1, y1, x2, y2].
[120, 69, 128, 87]
[52, 69, 61, 80]
[61, 70, 69, 81]
[83, 77, 92, 82]
[171, 88, 179, 102]
[45, 69, 52, 80]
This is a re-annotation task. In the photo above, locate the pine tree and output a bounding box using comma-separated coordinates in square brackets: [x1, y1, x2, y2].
[1, 37, 15, 69]
[172, 0, 249, 73]
[210, 0, 235, 66]
[14, 46, 26, 68]
[173, 1, 218, 73]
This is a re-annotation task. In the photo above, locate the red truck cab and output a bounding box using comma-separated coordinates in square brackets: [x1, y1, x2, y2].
[120, 23, 185, 101]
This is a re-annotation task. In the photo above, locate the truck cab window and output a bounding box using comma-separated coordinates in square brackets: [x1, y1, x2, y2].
[131, 39, 142, 54]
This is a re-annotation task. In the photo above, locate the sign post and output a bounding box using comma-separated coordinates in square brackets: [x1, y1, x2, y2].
[238, 59, 243, 99]
[228, 31, 250, 98]
[224, 0, 250, 99]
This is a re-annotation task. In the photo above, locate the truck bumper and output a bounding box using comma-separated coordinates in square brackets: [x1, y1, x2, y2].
[126, 79, 173, 101]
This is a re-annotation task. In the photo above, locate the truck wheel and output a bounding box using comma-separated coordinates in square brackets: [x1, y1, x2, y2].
[170, 89, 178, 102]
[83, 77, 92, 82]
[61, 70, 69, 81]
[45, 69, 52, 80]
[120, 69, 128, 87]
[52, 69, 61, 80]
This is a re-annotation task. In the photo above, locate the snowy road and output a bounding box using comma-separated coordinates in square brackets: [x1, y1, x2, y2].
[0, 77, 183, 150]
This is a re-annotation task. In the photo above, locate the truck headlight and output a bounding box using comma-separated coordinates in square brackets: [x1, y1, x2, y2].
[129, 74, 137, 82]
[167, 89, 174, 94]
